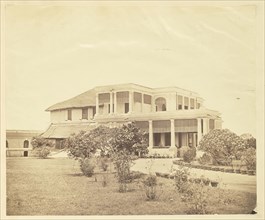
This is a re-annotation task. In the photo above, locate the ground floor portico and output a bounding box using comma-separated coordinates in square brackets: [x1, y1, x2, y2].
[135, 117, 221, 157]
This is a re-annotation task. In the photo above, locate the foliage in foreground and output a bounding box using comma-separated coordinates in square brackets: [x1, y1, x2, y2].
[65, 122, 148, 192]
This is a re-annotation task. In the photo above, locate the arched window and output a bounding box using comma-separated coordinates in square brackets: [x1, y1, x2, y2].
[24, 140, 29, 148]
[155, 97, 167, 112]
[6, 140, 8, 148]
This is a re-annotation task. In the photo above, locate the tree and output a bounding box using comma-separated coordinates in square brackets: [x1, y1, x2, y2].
[109, 122, 148, 192]
[198, 129, 246, 165]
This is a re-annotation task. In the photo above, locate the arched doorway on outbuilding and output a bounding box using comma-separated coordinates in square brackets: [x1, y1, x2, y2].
[23, 140, 29, 157]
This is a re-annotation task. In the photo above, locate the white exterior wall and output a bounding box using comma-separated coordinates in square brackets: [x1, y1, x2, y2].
[72, 109, 82, 121]
[51, 110, 67, 123]
[133, 102, 142, 113]
[142, 104, 152, 113]
[117, 103, 125, 114]
[168, 93, 176, 111]
[88, 108, 94, 120]
[215, 119, 222, 129]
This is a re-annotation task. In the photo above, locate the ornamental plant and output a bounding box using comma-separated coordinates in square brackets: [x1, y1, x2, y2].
[183, 147, 196, 163]
[198, 129, 246, 165]
[31, 136, 54, 159]
[142, 175, 158, 200]
[65, 126, 115, 160]
[241, 148, 256, 171]
[109, 122, 148, 192]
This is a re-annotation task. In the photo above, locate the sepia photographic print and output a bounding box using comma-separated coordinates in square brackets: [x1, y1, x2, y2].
[1, 0, 264, 219]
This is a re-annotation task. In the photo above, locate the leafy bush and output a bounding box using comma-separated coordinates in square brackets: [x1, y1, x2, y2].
[142, 175, 158, 200]
[65, 126, 114, 160]
[185, 183, 210, 214]
[183, 147, 196, 163]
[80, 158, 95, 177]
[174, 167, 190, 193]
[33, 146, 51, 159]
[199, 129, 246, 165]
[198, 153, 212, 165]
[241, 148, 256, 170]
[110, 122, 148, 193]
[31, 136, 53, 159]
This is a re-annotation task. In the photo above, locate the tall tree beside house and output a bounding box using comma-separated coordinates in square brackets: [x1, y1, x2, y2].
[198, 129, 246, 165]
[109, 122, 148, 192]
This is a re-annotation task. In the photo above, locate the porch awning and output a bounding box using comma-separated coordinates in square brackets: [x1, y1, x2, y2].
[41, 123, 97, 139]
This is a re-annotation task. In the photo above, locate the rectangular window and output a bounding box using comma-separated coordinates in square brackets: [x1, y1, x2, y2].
[184, 97, 189, 110]
[125, 103, 129, 113]
[154, 133, 161, 146]
[67, 109, 72, 120]
[190, 99, 194, 109]
[197, 103, 201, 109]
[144, 94, 152, 104]
[82, 108, 88, 119]
[177, 95, 183, 110]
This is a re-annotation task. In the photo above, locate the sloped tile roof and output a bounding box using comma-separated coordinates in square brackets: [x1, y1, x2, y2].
[46, 89, 96, 111]
[41, 123, 97, 139]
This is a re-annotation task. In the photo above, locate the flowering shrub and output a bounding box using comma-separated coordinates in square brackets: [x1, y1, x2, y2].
[241, 148, 256, 170]
[199, 129, 246, 165]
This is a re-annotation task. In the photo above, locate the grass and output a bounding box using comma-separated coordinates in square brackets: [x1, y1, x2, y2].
[6, 157, 256, 215]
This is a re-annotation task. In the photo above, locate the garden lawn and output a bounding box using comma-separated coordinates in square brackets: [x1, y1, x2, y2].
[6, 158, 256, 215]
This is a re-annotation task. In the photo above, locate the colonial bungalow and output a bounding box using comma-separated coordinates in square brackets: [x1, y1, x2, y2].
[42, 83, 222, 157]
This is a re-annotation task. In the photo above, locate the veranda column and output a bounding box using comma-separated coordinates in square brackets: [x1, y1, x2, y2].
[170, 119, 175, 147]
[203, 118, 209, 136]
[95, 93, 99, 115]
[109, 92, 113, 114]
[148, 120, 153, 148]
[113, 92, 117, 114]
[197, 118, 202, 146]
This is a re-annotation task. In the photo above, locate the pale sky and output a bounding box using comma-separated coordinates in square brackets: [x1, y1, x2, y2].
[3, 2, 260, 136]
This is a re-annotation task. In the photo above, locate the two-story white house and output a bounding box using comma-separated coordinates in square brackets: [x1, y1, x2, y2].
[42, 83, 222, 157]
